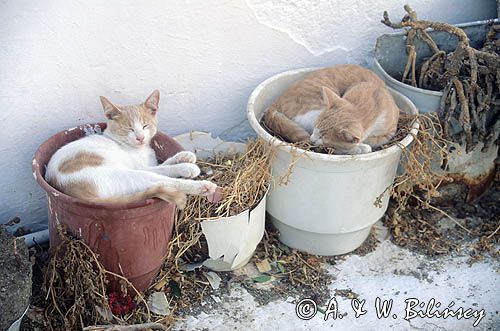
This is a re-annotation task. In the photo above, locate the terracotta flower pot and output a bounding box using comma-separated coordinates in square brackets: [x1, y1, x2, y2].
[33, 123, 182, 292]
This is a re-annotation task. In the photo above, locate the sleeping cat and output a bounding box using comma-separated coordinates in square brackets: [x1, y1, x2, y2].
[45, 90, 217, 209]
[262, 64, 399, 154]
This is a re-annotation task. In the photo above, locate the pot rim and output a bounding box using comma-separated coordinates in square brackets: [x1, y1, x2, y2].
[33, 123, 182, 210]
[247, 67, 420, 162]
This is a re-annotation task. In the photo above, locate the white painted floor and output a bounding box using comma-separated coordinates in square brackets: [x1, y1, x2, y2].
[174, 227, 500, 331]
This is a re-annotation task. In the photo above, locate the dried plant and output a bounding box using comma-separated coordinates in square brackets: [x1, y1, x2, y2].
[153, 139, 273, 308]
[382, 5, 500, 152]
[43, 226, 154, 330]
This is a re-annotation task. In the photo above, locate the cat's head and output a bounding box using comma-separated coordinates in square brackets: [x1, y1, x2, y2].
[100, 90, 160, 148]
[310, 87, 361, 151]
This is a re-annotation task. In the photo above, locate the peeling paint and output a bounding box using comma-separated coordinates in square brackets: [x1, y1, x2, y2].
[246, 0, 356, 56]
[246, 0, 496, 57]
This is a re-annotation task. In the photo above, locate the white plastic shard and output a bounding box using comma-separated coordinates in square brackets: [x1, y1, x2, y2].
[174, 131, 267, 271]
[203, 271, 222, 290]
[147, 292, 170, 316]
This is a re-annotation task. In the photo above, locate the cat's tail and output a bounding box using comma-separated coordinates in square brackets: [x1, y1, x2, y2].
[90, 186, 187, 209]
[262, 106, 311, 142]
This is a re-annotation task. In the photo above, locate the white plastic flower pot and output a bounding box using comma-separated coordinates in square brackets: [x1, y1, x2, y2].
[174, 132, 267, 271]
[7, 306, 28, 331]
[247, 67, 419, 255]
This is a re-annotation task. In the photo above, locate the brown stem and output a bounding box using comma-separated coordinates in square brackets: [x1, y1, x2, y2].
[417, 29, 440, 54]
[419, 51, 445, 87]
[402, 45, 417, 87]
[381, 10, 403, 28]
[403, 4, 418, 21]
[466, 47, 478, 89]
[474, 49, 500, 68]
[452, 78, 473, 151]
[443, 89, 457, 138]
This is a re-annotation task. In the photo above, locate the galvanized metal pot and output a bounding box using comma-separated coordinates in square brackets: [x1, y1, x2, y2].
[373, 20, 499, 202]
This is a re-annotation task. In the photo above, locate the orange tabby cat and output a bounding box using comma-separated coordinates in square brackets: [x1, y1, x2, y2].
[262, 64, 399, 154]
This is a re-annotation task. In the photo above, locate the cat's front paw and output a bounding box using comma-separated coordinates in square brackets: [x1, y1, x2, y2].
[357, 144, 372, 154]
[197, 180, 218, 196]
[178, 163, 201, 178]
[165, 151, 197, 165]
[346, 144, 372, 155]
[173, 193, 187, 210]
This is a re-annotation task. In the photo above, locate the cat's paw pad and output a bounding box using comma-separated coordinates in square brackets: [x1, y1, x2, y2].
[179, 163, 201, 178]
[206, 187, 224, 203]
[173, 151, 197, 164]
[198, 180, 218, 196]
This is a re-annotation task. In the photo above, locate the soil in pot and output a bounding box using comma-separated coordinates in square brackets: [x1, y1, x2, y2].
[0, 226, 32, 330]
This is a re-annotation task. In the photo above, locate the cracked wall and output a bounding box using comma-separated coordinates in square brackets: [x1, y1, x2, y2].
[0, 0, 496, 229]
[247, 0, 496, 59]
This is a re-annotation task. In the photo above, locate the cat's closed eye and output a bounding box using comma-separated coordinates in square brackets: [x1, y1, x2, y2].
[143, 124, 150, 129]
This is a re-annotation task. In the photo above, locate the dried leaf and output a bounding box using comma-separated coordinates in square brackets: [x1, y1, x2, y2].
[277, 262, 286, 274]
[255, 259, 272, 273]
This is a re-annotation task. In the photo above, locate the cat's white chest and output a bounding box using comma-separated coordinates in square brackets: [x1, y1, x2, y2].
[125, 147, 157, 168]
[293, 110, 322, 134]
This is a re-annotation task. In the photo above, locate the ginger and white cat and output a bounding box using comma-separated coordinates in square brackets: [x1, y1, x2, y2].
[45, 90, 217, 209]
[262, 64, 399, 154]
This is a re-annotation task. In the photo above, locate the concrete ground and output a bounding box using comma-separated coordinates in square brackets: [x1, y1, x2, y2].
[174, 223, 500, 331]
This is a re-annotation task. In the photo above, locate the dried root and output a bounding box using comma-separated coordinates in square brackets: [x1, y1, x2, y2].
[382, 5, 500, 151]
[389, 113, 450, 212]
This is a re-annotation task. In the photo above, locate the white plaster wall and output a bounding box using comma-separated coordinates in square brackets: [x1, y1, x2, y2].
[0, 0, 496, 230]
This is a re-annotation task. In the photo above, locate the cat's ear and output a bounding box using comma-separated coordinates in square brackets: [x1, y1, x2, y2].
[144, 90, 160, 112]
[322, 86, 344, 109]
[100, 96, 121, 120]
[340, 129, 360, 144]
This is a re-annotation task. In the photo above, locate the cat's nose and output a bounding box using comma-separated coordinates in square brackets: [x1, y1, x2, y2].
[136, 136, 145, 143]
